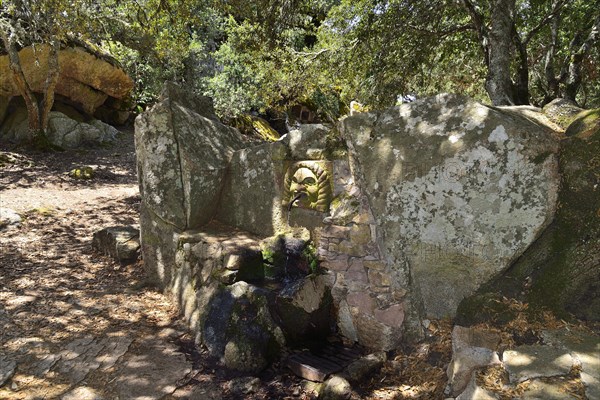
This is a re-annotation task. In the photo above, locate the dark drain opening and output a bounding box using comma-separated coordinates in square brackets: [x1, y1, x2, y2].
[285, 341, 364, 382]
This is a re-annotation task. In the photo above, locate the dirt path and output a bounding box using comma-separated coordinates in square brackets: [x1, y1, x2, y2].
[0, 133, 341, 400]
[0, 133, 218, 399]
[8, 131, 593, 400]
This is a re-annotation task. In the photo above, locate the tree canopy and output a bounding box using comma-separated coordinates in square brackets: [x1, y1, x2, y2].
[2, 0, 599, 126]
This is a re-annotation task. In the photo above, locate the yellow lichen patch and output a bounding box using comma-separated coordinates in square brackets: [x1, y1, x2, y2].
[28, 206, 55, 216]
[69, 166, 95, 179]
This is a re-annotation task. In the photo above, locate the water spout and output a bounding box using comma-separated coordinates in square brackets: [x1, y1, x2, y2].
[288, 192, 306, 212]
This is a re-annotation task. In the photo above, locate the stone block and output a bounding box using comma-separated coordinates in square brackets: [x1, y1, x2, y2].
[92, 226, 140, 264]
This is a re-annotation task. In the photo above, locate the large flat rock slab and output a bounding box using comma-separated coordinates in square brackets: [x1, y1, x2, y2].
[503, 344, 574, 383]
[113, 336, 192, 399]
[542, 329, 600, 400]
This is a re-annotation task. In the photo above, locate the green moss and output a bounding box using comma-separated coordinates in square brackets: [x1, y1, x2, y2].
[565, 108, 600, 138]
[455, 292, 518, 326]
[302, 242, 319, 274]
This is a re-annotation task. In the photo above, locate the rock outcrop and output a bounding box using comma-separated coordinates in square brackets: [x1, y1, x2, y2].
[0, 44, 133, 115]
[135, 82, 245, 232]
[468, 108, 600, 321]
[1, 107, 118, 148]
[342, 94, 560, 319]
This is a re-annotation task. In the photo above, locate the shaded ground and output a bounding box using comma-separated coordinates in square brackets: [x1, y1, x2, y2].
[0, 131, 454, 400]
[1, 132, 597, 400]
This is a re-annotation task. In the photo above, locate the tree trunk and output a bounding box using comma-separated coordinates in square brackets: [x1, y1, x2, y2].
[543, 12, 561, 104]
[0, 30, 42, 138]
[485, 0, 516, 105]
[41, 40, 61, 132]
[564, 14, 600, 102]
[513, 29, 529, 105]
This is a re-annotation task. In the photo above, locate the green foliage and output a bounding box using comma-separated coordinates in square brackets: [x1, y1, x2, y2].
[3, 0, 598, 115]
[301, 242, 319, 274]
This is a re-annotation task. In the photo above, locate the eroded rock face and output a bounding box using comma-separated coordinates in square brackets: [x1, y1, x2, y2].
[342, 94, 560, 319]
[1, 108, 118, 148]
[135, 82, 246, 231]
[0, 45, 133, 115]
[487, 110, 600, 321]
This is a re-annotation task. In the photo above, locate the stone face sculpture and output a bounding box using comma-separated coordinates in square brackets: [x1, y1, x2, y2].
[283, 161, 333, 212]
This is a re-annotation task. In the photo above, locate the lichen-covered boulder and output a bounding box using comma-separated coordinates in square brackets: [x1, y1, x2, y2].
[565, 108, 600, 138]
[478, 109, 600, 321]
[216, 142, 288, 236]
[201, 282, 285, 373]
[135, 82, 246, 232]
[342, 94, 560, 319]
[542, 98, 584, 129]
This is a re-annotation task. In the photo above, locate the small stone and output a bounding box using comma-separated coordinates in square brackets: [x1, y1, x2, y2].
[373, 304, 404, 327]
[319, 375, 352, 400]
[61, 386, 104, 400]
[349, 225, 371, 245]
[446, 326, 502, 396]
[363, 260, 386, 271]
[226, 376, 261, 396]
[0, 208, 21, 230]
[303, 380, 324, 395]
[367, 269, 391, 287]
[92, 226, 140, 264]
[0, 356, 16, 387]
[345, 352, 386, 381]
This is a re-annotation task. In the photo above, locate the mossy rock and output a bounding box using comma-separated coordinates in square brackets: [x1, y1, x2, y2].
[542, 98, 583, 129]
[69, 166, 95, 179]
[565, 108, 600, 138]
[455, 292, 518, 326]
[233, 114, 280, 142]
[202, 282, 285, 373]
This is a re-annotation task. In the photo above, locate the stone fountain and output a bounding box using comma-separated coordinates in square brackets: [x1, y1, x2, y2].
[135, 82, 562, 372]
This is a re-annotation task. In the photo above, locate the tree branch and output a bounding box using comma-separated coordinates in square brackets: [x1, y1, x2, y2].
[523, 0, 569, 45]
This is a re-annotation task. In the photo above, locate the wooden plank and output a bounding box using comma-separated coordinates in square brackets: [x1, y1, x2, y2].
[292, 354, 341, 373]
[286, 357, 327, 382]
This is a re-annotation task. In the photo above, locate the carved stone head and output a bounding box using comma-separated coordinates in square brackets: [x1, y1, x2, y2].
[283, 161, 333, 212]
